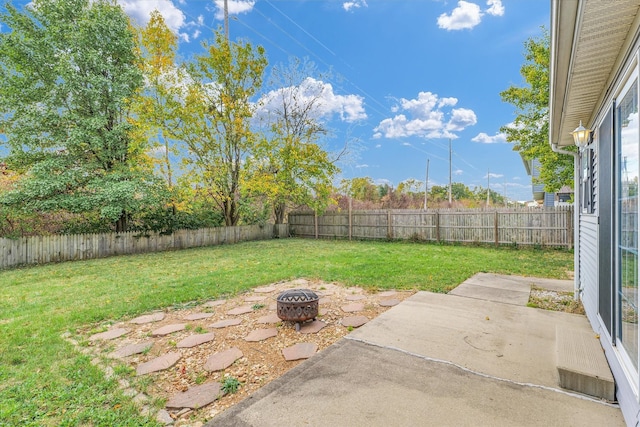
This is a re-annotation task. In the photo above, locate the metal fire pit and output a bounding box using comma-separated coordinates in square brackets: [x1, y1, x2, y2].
[276, 289, 319, 330]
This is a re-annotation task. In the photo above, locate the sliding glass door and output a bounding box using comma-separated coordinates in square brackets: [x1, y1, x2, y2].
[617, 75, 639, 374]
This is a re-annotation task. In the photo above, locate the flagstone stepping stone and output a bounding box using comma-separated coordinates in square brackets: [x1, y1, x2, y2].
[341, 316, 369, 328]
[89, 328, 128, 341]
[227, 306, 253, 316]
[379, 299, 401, 307]
[204, 347, 243, 371]
[377, 291, 397, 297]
[203, 300, 226, 307]
[209, 318, 242, 329]
[347, 287, 364, 294]
[136, 352, 181, 376]
[130, 312, 165, 324]
[184, 312, 214, 321]
[319, 297, 331, 304]
[316, 290, 334, 296]
[299, 320, 326, 334]
[269, 303, 277, 310]
[166, 381, 222, 410]
[109, 340, 154, 358]
[282, 343, 318, 361]
[345, 294, 366, 301]
[156, 409, 173, 424]
[319, 308, 328, 316]
[244, 296, 266, 302]
[245, 328, 278, 342]
[257, 313, 281, 324]
[253, 286, 276, 293]
[341, 303, 365, 313]
[151, 324, 186, 336]
[177, 332, 215, 348]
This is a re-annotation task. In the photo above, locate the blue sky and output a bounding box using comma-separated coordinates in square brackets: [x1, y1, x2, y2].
[3, 0, 550, 202]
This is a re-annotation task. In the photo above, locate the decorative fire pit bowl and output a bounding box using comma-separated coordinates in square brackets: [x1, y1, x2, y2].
[276, 289, 319, 331]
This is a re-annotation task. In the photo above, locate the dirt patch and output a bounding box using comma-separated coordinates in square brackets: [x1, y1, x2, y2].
[528, 286, 585, 315]
[78, 279, 415, 426]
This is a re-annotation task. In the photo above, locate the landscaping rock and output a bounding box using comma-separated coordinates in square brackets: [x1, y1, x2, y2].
[345, 294, 366, 301]
[89, 328, 128, 341]
[209, 319, 242, 329]
[202, 300, 226, 307]
[204, 347, 243, 371]
[226, 306, 253, 316]
[245, 328, 277, 341]
[129, 312, 165, 324]
[184, 312, 214, 321]
[282, 343, 318, 361]
[176, 332, 215, 348]
[341, 316, 369, 328]
[341, 303, 365, 313]
[379, 299, 401, 307]
[136, 352, 181, 376]
[299, 320, 326, 334]
[152, 324, 186, 336]
[244, 296, 266, 302]
[109, 340, 154, 358]
[256, 313, 281, 324]
[253, 286, 276, 293]
[156, 409, 174, 425]
[165, 381, 221, 410]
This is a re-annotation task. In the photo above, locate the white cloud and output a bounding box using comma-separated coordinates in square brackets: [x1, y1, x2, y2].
[375, 144, 382, 148]
[257, 77, 367, 124]
[343, 0, 368, 12]
[374, 92, 476, 140]
[119, 0, 185, 34]
[356, 164, 369, 168]
[437, 1, 482, 31]
[454, 169, 464, 176]
[486, 172, 503, 179]
[214, 0, 255, 20]
[486, 0, 504, 17]
[437, 0, 504, 31]
[471, 132, 507, 144]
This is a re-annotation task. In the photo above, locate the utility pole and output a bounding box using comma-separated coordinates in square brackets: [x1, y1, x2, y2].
[448, 139, 452, 206]
[424, 158, 430, 210]
[486, 169, 490, 207]
[224, 0, 229, 39]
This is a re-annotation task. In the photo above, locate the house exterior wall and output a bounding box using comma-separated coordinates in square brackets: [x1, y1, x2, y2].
[581, 38, 640, 427]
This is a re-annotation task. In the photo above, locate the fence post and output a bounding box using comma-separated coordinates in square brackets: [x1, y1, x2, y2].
[314, 211, 319, 239]
[435, 211, 440, 242]
[567, 208, 573, 250]
[494, 211, 499, 247]
[349, 198, 353, 241]
[387, 210, 392, 239]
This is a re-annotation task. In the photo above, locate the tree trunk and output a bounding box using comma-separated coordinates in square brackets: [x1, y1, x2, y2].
[274, 201, 286, 225]
[115, 210, 128, 233]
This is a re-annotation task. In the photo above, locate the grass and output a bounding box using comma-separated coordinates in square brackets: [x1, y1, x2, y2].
[0, 238, 573, 426]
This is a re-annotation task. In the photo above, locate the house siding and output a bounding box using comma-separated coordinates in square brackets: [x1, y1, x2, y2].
[579, 215, 598, 316]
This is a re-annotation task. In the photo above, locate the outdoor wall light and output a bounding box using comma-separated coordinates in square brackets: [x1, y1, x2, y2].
[571, 121, 592, 148]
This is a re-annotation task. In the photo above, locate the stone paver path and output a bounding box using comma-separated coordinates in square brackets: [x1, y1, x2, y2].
[282, 343, 318, 361]
[257, 313, 281, 324]
[227, 306, 253, 316]
[89, 328, 128, 341]
[136, 352, 181, 376]
[345, 295, 366, 301]
[129, 312, 165, 324]
[253, 286, 277, 293]
[378, 291, 397, 297]
[245, 328, 278, 342]
[341, 303, 365, 313]
[244, 296, 266, 302]
[152, 323, 186, 337]
[299, 320, 326, 334]
[166, 381, 222, 410]
[177, 332, 216, 348]
[341, 316, 369, 328]
[379, 299, 401, 307]
[209, 319, 242, 329]
[184, 312, 214, 321]
[109, 341, 154, 359]
[204, 347, 243, 371]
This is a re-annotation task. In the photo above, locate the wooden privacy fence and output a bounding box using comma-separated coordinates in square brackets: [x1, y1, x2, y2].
[0, 224, 289, 270]
[288, 207, 573, 249]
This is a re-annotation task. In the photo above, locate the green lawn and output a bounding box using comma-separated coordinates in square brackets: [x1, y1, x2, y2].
[0, 238, 573, 426]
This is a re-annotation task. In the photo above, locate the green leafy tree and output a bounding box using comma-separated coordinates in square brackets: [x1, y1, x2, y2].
[500, 28, 574, 192]
[0, 0, 159, 232]
[168, 31, 267, 226]
[247, 58, 339, 223]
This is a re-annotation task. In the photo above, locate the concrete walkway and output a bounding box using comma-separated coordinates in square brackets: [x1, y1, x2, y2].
[207, 274, 624, 427]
